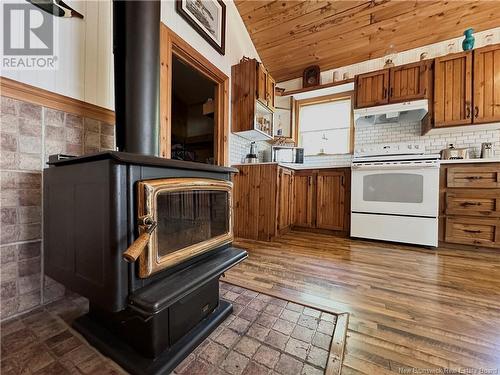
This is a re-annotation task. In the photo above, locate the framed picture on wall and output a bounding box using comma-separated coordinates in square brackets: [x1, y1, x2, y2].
[176, 0, 226, 55]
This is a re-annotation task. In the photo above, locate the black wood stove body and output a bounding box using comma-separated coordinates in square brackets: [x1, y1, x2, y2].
[44, 152, 246, 374]
[42, 1, 247, 373]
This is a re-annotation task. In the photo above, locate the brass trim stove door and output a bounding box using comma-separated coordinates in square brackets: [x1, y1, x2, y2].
[136, 178, 233, 278]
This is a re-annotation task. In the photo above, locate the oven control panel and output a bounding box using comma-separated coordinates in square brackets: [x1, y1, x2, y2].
[355, 142, 426, 157]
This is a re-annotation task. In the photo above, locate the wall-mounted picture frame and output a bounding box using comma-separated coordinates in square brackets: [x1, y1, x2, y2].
[176, 0, 226, 55]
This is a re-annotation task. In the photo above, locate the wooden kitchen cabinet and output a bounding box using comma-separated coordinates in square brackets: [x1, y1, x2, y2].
[232, 58, 276, 141]
[278, 167, 294, 233]
[389, 61, 433, 103]
[293, 168, 350, 233]
[355, 69, 389, 108]
[232, 164, 293, 241]
[440, 163, 500, 249]
[316, 170, 347, 231]
[257, 63, 268, 105]
[473, 44, 500, 124]
[293, 171, 316, 228]
[433, 51, 473, 127]
[267, 75, 276, 111]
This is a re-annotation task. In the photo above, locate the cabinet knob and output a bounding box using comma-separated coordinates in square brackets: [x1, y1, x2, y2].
[466, 105, 471, 119]
[474, 106, 479, 118]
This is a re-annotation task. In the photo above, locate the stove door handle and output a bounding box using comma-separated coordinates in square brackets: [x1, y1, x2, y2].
[123, 218, 157, 263]
[123, 232, 151, 263]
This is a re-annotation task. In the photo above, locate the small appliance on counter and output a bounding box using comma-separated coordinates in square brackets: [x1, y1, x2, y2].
[272, 146, 304, 163]
[244, 142, 259, 163]
[440, 144, 470, 160]
[481, 142, 495, 159]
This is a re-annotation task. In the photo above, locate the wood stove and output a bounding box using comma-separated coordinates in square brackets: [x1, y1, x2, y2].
[42, 1, 246, 374]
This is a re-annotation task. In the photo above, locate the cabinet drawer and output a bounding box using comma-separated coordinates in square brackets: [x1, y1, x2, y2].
[447, 166, 500, 188]
[446, 191, 500, 217]
[445, 216, 499, 248]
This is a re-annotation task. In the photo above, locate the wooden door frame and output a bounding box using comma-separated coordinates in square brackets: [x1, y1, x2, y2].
[160, 24, 229, 166]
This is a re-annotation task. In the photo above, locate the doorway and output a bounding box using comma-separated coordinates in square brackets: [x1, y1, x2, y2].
[160, 24, 229, 166]
[171, 56, 216, 164]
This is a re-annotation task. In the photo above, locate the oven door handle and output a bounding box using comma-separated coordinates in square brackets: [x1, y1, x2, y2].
[351, 163, 439, 171]
[123, 218, 157, 263]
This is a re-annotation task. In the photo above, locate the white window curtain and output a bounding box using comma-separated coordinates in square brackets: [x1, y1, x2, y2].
[298, 98, 352, 156]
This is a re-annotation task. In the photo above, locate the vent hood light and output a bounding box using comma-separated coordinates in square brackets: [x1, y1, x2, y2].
[354, 99, 428, 127]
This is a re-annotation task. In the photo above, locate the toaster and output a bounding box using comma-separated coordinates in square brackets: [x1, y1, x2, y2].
[440, 144, 470, 160]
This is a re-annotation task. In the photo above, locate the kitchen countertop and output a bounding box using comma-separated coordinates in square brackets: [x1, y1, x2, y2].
[232, 162, 351, 170]
[440, 158, 500, 164]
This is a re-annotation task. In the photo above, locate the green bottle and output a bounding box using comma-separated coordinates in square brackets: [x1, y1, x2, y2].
[462, 28, 475, 51]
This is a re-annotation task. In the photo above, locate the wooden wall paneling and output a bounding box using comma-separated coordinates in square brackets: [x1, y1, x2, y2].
[0, 77, 115, 124]
[159, 24, 229, 165]
[235, 1, 500, 82]
[434, 51, 473, 127]
[473, 44, 500, 124]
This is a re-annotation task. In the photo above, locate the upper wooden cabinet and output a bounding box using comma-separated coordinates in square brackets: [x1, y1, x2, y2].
[355, 61, 432, 108]
[389, 61, 433, 103]
[232, 58, 276, 141]
[473, 44, 500, 124]
[434, 51, 473, 127]
[355, 70, 389, 108]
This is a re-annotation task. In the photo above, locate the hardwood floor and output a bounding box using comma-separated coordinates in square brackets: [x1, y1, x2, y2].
[224, 231, 500, 374]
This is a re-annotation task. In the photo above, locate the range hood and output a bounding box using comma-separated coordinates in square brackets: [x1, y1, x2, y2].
[354, 99, 428, 127]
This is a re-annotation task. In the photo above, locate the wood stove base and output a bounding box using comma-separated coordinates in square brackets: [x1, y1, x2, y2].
[73, 300, 232, 375]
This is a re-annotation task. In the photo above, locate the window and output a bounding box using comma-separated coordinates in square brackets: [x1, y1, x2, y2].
[296, 94, 353, 156]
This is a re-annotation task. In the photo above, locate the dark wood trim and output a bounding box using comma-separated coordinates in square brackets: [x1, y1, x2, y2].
[159, 23, 229, 166]
[282, 78, 355, 97]
[175, 0, 226, 55]
[326, 313, 349, 375]
[0, 76, 115, 124]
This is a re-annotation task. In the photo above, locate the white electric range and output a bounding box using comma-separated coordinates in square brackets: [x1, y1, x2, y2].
[350, 142, 440, 247]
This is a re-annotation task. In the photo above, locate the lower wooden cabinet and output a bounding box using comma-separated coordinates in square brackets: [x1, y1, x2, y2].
[440, 162, 500, 249]
[277, 168, 294, 233]
[293, 168, 350, 234]
[233, 165, 351, 241]
[293, 171, 315, 228]
[232, 164, 294, 241]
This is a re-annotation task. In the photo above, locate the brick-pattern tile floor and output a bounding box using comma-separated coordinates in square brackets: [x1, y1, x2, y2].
[173, 282, 337, 375]
[0, 282, 337, 375]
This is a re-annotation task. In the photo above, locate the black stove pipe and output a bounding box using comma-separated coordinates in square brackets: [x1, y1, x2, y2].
[113, 0, 160, 156]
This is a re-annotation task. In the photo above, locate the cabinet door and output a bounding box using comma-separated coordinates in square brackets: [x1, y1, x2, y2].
[257, 63, 268, 105]
[473, 44, 500, 124]
[293, 172, 315, 228]
[434, 52, 472, 127]
[316, 170, 346, 231]
[266, 75, 276, 111]
[278, 168, 293, 232]
[389, 61, 432, 102]
[355, 70, 389, 108]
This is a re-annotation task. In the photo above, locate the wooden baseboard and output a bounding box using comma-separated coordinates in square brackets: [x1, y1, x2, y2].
[291, 226, 350, 237]
[0, 77, 115, 124]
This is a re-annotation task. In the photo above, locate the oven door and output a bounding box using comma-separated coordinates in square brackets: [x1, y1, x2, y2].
[351, 161, 440, 217]
[137, 178, 233, 278]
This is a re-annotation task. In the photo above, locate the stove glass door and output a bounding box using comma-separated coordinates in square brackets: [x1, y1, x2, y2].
[137, 178, 233, 278]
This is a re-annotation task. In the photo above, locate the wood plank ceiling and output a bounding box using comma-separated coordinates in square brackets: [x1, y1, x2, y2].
[234, 0, 500, 82]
